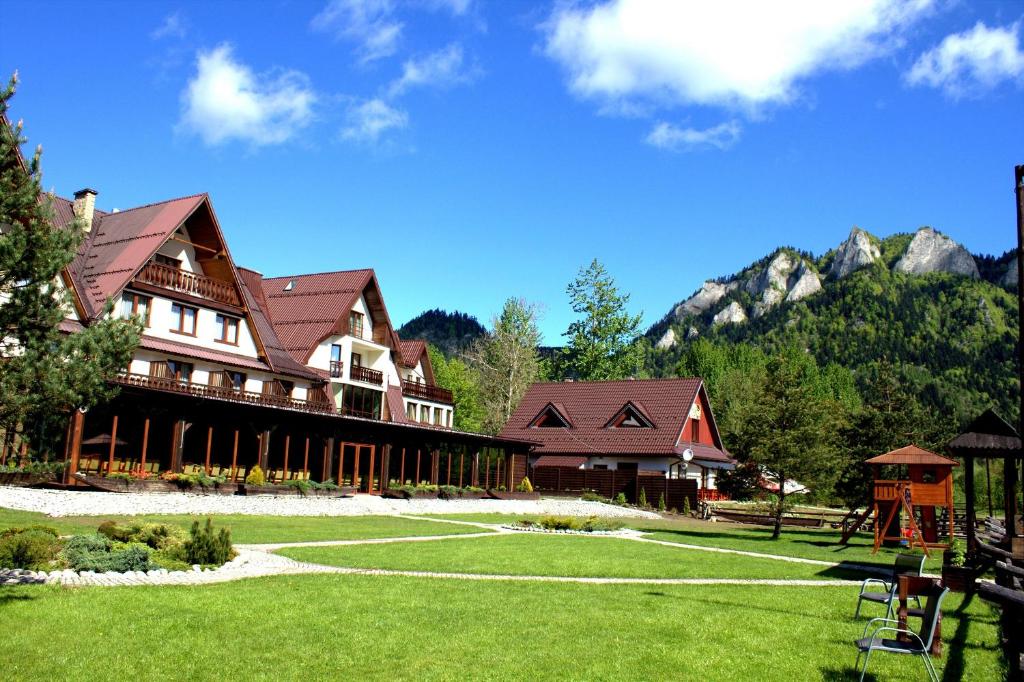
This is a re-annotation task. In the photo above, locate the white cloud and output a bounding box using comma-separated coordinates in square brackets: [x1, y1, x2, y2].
[341, 98, 408, 142]
[421, 0, 472, 15]
[311, 0, 403, 63]
[543, 0, 934, 112]
[151, 12, 186, 40]
[179, 45, 317, 147]
[906, 21, 1024, 98]
[645, 120, 741, 152]
[387, 43, 476, 97]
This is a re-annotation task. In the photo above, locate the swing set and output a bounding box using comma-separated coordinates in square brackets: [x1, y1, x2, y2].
[864, 445, 959, 556]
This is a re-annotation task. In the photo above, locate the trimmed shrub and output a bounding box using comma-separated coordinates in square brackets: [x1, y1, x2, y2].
[183, 518, 234, 567]
[438, 485, 459, 499]
[657, 493, 666, 512]
[516, 477, 534, 493]
[0, 527, 62, 569]
[61, 534, 152, 573]
[613, 492, 627, 506]
[682, 495, 691, 516]
[98, 521, 185, 551]
[283, 479, 312, 495]
[638, 487, 648, 508]
[245, 465, 266, 487]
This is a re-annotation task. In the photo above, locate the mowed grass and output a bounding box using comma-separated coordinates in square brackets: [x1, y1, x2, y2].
[0, 507, 484, 544]
[0, 575, 1002, 681]
[425, 511, 945, 572]
[278, 533, 872, 580]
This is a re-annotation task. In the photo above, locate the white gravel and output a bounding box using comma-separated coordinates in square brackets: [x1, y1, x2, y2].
[0, 487, 661, 519]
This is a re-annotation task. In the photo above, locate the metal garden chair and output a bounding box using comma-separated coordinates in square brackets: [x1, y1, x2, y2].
[854, 552, 926, 618]
[854, 585, 949, 682]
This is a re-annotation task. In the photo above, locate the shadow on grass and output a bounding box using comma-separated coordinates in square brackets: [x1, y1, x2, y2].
[0, 589, 40, 608]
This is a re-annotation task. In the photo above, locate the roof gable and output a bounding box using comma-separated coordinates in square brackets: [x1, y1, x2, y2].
[529, 402, 573, 428]
[605, 401, 655, 429]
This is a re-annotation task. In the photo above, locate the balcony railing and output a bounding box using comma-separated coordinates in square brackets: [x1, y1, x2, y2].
[329, 360, 344, 378]
[349, 365, 383, 385]
[112, 373, 334, 414]
[135, 262, 241, 307]
[339, 405, 378, 420]
[401, 380, 453, 404]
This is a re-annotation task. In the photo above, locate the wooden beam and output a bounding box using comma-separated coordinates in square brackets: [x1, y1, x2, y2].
[367, 445, 376, 494]
[965, 455, 977, 552]
[204, 425, 213, 474]
[416, 448, 421, 484]
[380, 444, 390, 492]
[338, 441, 346, 486]
[170, 419, 186, 473]
[399, 447, 406, 484]
[303, 437, 310, 479]
[353, 445, 362, 490]
[283, 434, 291, 480]
[431, 448, 439, 485]
[140, 416, 150, 475]
[231, 428, 239, 482]
[259, 430, 271, 471]
[459, 451, 464, 488]
[447, 449, 452, 486]
[65, 410, 85, 484]
[107, 414, 119, 475]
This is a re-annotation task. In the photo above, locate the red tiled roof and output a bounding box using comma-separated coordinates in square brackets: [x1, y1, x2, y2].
[65, 194, 206, 318]
[865, 445, 959, 466]
[500, 378, 708, 456]
[386, 384, 409, 424]
[259, 269, 375, 362]
[674, 442, 734, 464]
[137, 335, 273, 372]
[534, 455, 587, 468]
[399, 340, 427, 368]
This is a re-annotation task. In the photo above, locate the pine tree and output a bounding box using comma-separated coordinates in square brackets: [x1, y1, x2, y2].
[0, 74, 140, 457]
[561, 259, 644, 380]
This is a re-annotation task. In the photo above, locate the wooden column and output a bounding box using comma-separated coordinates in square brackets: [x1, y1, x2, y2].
[64, 410, 85, 484]
[324, 437, 335, 483]
[106, 414, 119, 475]
[204, 425, 213, 474]
[1005, 455, 1019, 540]
[231, 429, 239, 482]
[353, 444, 361, 490]
[140, 417, 150, 474]
[342, 440, 350, 483]
[415, 449, 421, 483]
[965, 455, 977, 553]
[283, 434, 291, 480]
[399, 447, 406, 484]
[381, 444, 391, 492]
[170, 419, 187, 473]
[459, 451, 465, 488]
[485, 454, 490, 489]
[471, 451, 479, 487]
[303, 437, 310, 479]
[258, 429, 271, 471]
[446, 449, 452, 486]
[509, 453, 516, 489]
[367, 445, 376, 493]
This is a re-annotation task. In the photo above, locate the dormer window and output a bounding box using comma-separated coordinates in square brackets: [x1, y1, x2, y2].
[284, 279, 295, 291]
[606, 402, 654, 429]
[530, 403, 571, 428]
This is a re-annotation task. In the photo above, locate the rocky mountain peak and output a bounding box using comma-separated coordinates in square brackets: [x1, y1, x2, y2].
[1001, 256, 1019, 288]
[712, 301, 747, 326]
[894, 227, 980, 279]
[674, 280, 738, 318]
[830, 227, 880, 279]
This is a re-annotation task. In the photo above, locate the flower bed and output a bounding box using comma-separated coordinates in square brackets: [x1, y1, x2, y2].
[504, 515, 625, 534]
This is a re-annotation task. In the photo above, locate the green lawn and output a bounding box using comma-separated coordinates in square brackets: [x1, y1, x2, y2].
[0, 508, 485, 544]
[0, 576, 1001, 681]
[424, 512, 945, 572]
[278, 533, 873, 580]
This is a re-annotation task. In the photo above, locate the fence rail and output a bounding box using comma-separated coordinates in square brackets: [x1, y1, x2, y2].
[136, 262, 241, 307]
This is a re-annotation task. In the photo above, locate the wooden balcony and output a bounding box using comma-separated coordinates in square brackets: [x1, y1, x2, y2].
[135, 262, 241, 307]
[339, 405, 378, 420]
[401, 380, 453, 404]
[111, 373, 334, 414]
[349, 365, 383, 385]
[329, 360, 344, 378]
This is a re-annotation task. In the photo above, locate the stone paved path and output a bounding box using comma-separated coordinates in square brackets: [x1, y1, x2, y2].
[1, 516, 887, 588]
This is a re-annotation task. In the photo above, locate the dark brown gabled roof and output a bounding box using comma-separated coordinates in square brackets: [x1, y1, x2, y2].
[259, 269, 400, 364]
[865, 445, 959, 466]
[398, 339, 435, 384]
[64, 193, 206, 318]
[500, 378, 711, 456]
[385, 385, 409, 424]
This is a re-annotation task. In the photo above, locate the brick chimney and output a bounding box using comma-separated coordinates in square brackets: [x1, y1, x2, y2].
[72, 188, 98, 232]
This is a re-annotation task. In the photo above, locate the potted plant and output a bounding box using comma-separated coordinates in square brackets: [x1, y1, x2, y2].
[942, 539, 974, 593]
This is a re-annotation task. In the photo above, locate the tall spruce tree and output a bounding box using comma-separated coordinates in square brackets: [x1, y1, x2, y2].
[561, 259, 644, 380]
[0, 74, 140, 458]
[466, 298, 542, 434]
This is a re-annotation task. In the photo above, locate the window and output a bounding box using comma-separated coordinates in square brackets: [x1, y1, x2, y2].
[420, 405, 429, 423]
[690, 417, 700, 442]
[351, 352, 362, 367]
[262, 380, 294, 397]
[154, 253, 182, 269]
[592, 464, 608, 471]
[349, 311, 364, 339]
[215, 314, 239, 345]
[340, 385, 382, 419]
[406, 402, 417, 420]
[433, 407, 442, 425]
[120, 292, 151, 327]
[330, 344, 343, 378]
[150, 359, 192, 384]
[170, 303, 197, 335]
[209, 370, 246, 392]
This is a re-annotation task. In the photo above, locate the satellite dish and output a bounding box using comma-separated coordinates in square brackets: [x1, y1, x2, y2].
[682, 448, 694, 463]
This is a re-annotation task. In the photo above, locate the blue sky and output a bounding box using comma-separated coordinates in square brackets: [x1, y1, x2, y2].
[3, 1, 1023, 342]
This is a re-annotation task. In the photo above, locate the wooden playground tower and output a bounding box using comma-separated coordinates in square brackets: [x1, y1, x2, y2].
[864, 445, 959, 556]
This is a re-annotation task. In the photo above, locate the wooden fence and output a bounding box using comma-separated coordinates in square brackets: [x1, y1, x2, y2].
[529, 466, 697, 511]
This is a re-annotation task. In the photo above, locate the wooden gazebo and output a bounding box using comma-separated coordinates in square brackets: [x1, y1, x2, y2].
[865, 445, 958, 556]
